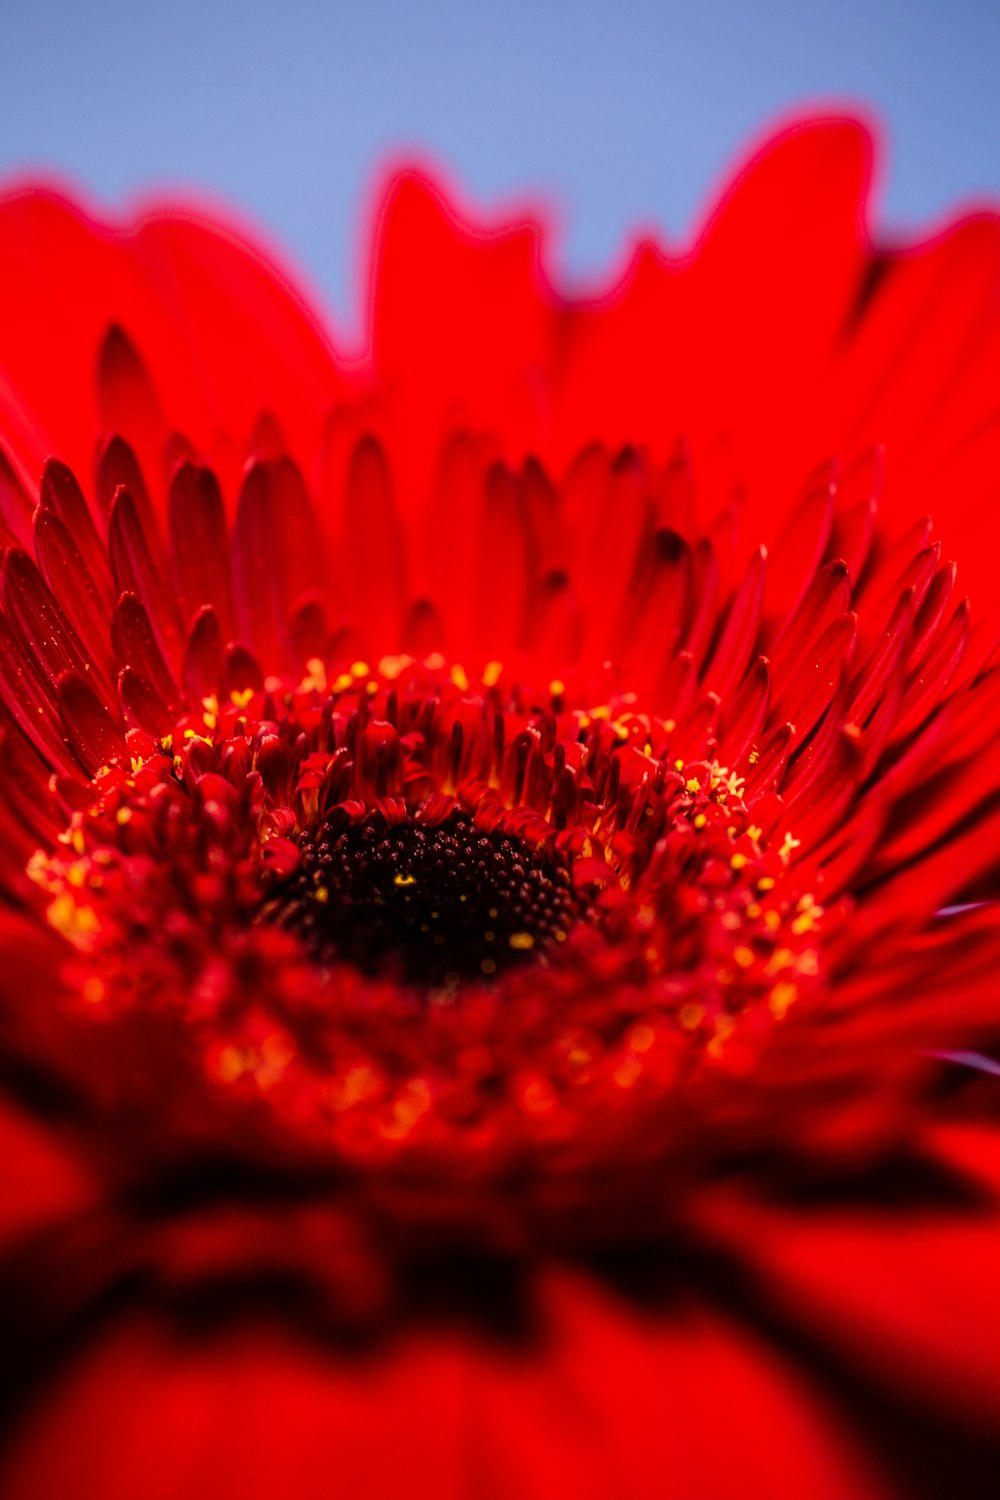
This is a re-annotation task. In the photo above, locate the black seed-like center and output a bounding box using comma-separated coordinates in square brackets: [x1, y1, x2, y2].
[270, 812, 584, 989]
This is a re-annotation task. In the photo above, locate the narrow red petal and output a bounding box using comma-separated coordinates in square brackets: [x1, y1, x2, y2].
[57, 671, 126, 775]
[168, 462, 234, 636]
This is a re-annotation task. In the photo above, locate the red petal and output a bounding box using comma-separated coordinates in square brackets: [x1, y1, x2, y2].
[0, 447, 33, 549]
[0, 612, 77, 776]
[693, 1161, 1000, 1428]
[135, 205, 346, 465]
[236, 455, 325, 669]
[2, 549, 106, 695]
[96, 325, 168, 486]
[38, 460, 114, 603]
[182, 607, 225, 704]
[770, 613, 857, 751]
[110, 593, 179, 711]
[537, 1270, 894, 1500]
[168, 462, 234, 636]
[0, 1315, 466, 1500]
[57, 671, 126, 775]
[702, 546, 767, 700]
[32, 508, 116, 681]
[613, 528, 691, 696]
[761, 463, 835, 639]
[718, 656, 769, 766]
[107, 486, 183, 671]
[0, 1093, 96, 1252]
[342, 436, 406, 652]
[118, 665, 173, 738]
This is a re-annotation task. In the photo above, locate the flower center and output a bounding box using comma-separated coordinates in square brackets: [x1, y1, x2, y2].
[26, 650, 828, 1202]
[265, 811, 584, 989]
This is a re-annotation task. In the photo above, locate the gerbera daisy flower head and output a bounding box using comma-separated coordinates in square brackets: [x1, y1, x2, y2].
[0, 116, 999, 1497]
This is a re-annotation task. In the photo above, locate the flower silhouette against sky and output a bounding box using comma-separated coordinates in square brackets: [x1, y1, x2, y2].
[0, 119, 998, 1497]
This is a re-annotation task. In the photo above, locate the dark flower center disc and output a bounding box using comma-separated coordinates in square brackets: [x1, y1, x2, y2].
[270, 811, 584, 988]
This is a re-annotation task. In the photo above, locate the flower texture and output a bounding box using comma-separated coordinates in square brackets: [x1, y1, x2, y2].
[0, 118, 998, 1498]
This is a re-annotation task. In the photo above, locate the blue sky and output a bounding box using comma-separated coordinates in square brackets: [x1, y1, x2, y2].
[1, 0, 998, 340]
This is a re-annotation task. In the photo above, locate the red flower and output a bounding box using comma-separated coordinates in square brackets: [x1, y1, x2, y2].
[0, 118, 998, 1497]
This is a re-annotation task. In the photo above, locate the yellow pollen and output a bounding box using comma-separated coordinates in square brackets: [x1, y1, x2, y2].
[748, 749, 760, 765]
[230, 687, 254, 709]
[450, 664, 470, 691]
[733, 944, 756, 968]
[791, 903, 823, 935]
[765, 947, 796, 976]
[393, 873, 417, 888]
[780, 832, 802, 860]
[481, 660, 503, 688]
[745, 901, 762, 920]
[757, 876, 776, 891]
[350, 660, 370, 679]
[591, 705, 611, 721]
[549, 678, 566, 698]
[509, 932, 535, 951]
[314, 886, 329, 903]
[685, 777, 701, 794]
[299, 659, 327, 693]
[674, 758, 685, 771]
[693, 813, 707, 830]
[115, 807, 132, 825]
[46, 895, 99, 944]
[378, 654, 412, 681]
[730, 852, 748, 870]
[769, 981, 799, 1018]
[747, 825, 763, 843]
[332, 672, 353, 694]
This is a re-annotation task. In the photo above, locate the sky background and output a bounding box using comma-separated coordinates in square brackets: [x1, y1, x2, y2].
[1, 0, 998, 344]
